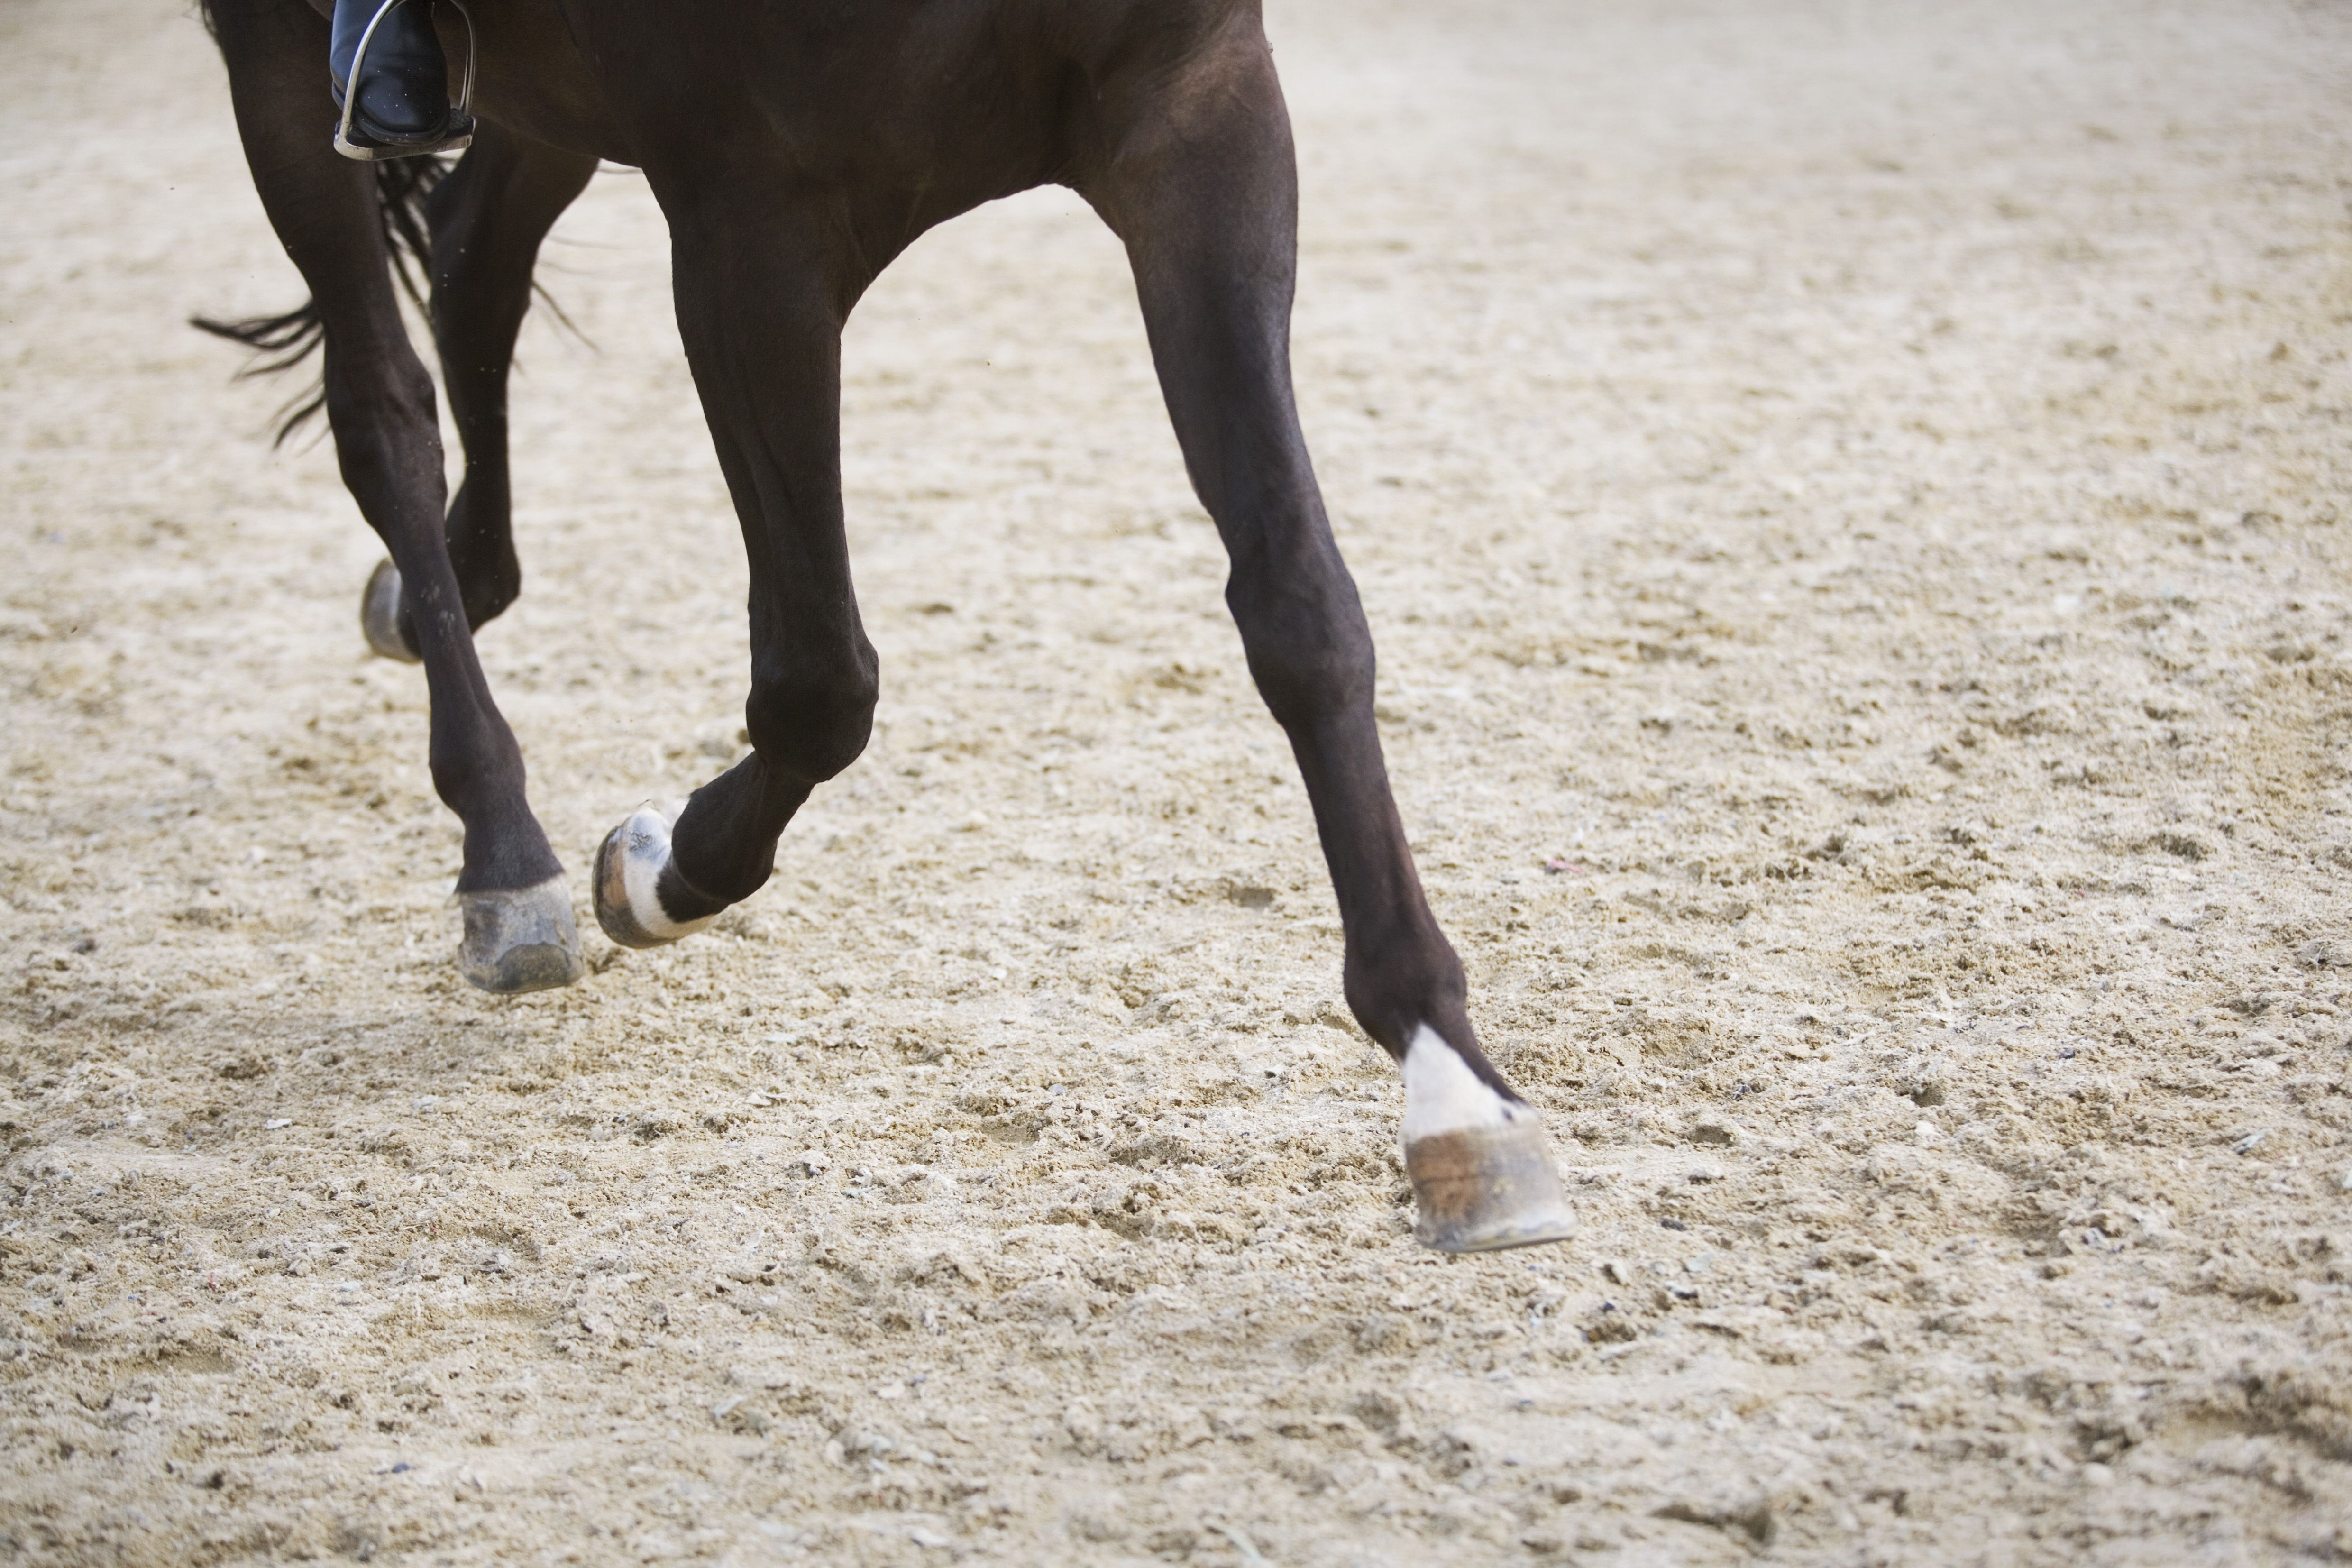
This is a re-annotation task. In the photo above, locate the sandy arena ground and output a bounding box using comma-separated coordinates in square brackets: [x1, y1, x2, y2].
[3, 0, 2350, 1562]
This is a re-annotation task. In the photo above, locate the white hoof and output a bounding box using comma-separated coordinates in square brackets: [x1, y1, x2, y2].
[362, 559, 419, 662]
[456, 875, 584, 994]
[1400, 1024, 1576, 1252]
[594, 804, 720, 949]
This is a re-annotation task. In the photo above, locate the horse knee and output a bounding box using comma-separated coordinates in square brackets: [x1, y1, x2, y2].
[744, 643, 878, 784]
[1229, 572, 1374, 733]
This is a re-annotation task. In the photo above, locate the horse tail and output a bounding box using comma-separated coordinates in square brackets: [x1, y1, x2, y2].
[192, 156, 451, 447]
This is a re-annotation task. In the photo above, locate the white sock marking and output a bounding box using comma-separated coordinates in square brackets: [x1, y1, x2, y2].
[1401, 1023, 1525, 1143]
[617, 803, 716, 942]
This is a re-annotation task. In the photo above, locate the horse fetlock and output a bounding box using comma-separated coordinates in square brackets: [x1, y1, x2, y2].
[361, 559, 421, 661]
[1342, 941, 1468, 1061]
[594, 804, 724, 949]
[1400, 1025, 1576, 1253]
[457, 874, 584, 994]
[744, 662, 879, 785]
[444, 507, 522, 628]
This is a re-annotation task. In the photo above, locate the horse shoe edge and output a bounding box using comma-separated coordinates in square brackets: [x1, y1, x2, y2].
[594, 805, 721, 949]
[361, 559, 421, 663]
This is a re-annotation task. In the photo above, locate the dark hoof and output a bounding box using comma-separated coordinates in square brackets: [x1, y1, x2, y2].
[362, 560, 420, 662]
[1406, 1119, 1578, 1253]
[594, 805, 719, 949]
[457, 876, 585, 994]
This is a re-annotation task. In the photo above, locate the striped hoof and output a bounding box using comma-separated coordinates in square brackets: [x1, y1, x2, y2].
[457, 875, 584, 994]
[594, 804, 721, 949]
[1406, 1118, 1578, 1252]
[361, 559, 419, 662]
[1400, 1023, 1576, 1253]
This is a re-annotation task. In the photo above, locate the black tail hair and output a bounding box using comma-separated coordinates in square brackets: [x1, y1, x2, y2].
[192, 155, 449, 447]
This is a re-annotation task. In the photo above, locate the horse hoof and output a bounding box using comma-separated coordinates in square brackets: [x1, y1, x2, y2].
[594, 804, 721, 949]
[362, 559, 420, 662]
[1406, 1117, 1578, 1253]
[1400, 1024, 1577, 1252]
[457, 874, 585, 994]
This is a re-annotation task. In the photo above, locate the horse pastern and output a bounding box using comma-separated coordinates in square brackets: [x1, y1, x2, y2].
[1400, 1023, 1529, 1145]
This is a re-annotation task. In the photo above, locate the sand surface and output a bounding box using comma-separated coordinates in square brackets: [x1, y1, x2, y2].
[4, 0, 2351, 1562]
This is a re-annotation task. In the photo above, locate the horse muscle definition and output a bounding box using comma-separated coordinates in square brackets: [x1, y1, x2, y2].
[196, 0, 1576, 1251]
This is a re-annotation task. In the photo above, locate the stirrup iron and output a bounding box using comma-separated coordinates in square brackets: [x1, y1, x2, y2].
[333, 0, 476, 163]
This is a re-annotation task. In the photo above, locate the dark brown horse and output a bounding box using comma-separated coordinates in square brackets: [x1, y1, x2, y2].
[198, 0, 1574, 1252]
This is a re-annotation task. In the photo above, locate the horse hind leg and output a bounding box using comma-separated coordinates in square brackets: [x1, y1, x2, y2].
[1085, 34, 1572, 1250]
[362, 127, 597, 661]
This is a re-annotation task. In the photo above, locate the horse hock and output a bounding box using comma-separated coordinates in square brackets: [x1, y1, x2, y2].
[456, 874, 585, 993]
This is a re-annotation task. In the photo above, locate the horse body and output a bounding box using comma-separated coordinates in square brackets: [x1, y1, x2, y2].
[442, 0, 1241, 225]
[202, 0, 1575, 1251]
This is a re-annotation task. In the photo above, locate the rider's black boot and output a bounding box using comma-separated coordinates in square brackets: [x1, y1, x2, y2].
[329, 0, 473, 161]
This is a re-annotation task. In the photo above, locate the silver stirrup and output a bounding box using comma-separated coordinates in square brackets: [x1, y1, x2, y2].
[333, 0, 476, 163]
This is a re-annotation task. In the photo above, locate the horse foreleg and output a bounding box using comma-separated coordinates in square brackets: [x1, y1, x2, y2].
[592, 200, 876, 948]
[210, 0, 582, 994]
[363, 128, 598, 660]
[1087, 42, 1574, 1252]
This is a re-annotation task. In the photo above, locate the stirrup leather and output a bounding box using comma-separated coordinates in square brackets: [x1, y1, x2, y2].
[333, 0, 476, 163]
